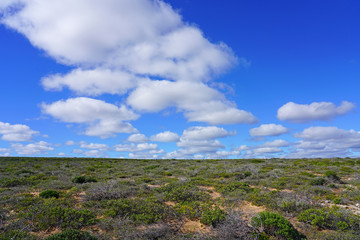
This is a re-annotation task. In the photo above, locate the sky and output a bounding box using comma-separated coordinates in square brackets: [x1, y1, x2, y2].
[0, 0, 359, 159]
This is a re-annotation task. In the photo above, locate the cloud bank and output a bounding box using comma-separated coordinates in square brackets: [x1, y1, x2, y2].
[277, 101, 355, 123]
[1, 0, 256, 129]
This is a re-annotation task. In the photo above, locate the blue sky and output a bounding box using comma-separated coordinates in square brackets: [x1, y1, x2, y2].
[0, 0, 359, 159]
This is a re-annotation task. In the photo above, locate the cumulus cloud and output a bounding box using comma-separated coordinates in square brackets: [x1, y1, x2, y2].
[181, 126, 235, 141]
[236, 139, 291, 158]
[167, 126, 236, 157]
[1, 0, 256, 126]
[127, 133, 148, 143]
[288, 126, 360, 158]
[11, 141, 54, 155]
[114, 143, 158, 152]
[79, 142, 110, 151]
[128, 80, 257, 125]
[41, 97, 139, 138]
[150, 131, 179, 142]
[64, 140, 76, 146]
[42, 68, 142, 96]
[249, 124, 289, 137]
[277, 101, 355, 123]
[0, 121, 39, 142]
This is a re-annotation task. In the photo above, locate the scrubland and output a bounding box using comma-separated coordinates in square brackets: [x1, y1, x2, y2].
[1, 157, 360, 239]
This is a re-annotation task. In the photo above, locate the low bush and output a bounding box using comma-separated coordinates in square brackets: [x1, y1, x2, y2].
[105, 197, 174, 224]
[325, 171, 341, 182]
[22, 199, 97, 230]
[310, 178, 327, 186]
[160, 182, 208, 202]
[45, 229, 97, 240]
[298, 207, 360, 231]
[200, 205, 226, 227]
[72, 176, 97, 184]
[0, 230, 37, 240]
[251, 212, 305, 240]
[39, 190, 60, 199]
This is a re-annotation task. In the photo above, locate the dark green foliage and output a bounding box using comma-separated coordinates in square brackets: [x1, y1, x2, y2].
[218, 182, 253, 194]
[310, 178, 327, 186]
[325, 171, 341, 182]
[23, 199, 97, 230]
[0, 230, 38, 240]
[251, 212, 305, 240]
[1, 178, 23, 187]
[105, 197, 174, 224]
[45, 229, 97, 240]
[72, 176, 97, 184]
[298, 207, 360, 231]
[200, 205, 226, 227]
[39, 190, 60, 199]
[160, 182, 208, 202]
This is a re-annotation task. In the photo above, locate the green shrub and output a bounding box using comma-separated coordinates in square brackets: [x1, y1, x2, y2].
[251, 212, 305, 240]
[72, 176, 97, 184]
[298, 207, 360, 231]
[310, 178, 327, 186]
[160, 182, 207, 202]
[200, 205, 226, 227]
[39, 190, 60, 199]
[325, 171, 341, 182]
[105, 197, 174, 224]
[0, 230, 38, 240]
[45, 229, 97, 240]
[2, 178, 24, 187]
[23, 199, 97, 230]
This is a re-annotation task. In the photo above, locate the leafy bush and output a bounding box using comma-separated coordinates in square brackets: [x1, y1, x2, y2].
[298, 207, 360, 231]
[23, 199, 97, 230]
[45, 229, 97, 240]
[160, 182, 208, 202]
[0, 230, 38, 240]
[310, 178, 327, 186]
[105, 197, 174, 224]
[325, 171, 341, 182]
[200, 205, 226, 227]
[251, 212, 305, 240]
[39, 190, 60, 199]
[72, 176, 97, 184]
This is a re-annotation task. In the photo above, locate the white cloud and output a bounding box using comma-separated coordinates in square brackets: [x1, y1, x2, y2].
[0, 121, 39, 142]
[42, 68, 142, 96]
[288, 126, 360, 158]
[1, 0, 256, 126]
[277, 101, 355, 123]
[150, 131, 179, 142]
[114, 143, 158, 152]
[262, 139, 291, 148]
[64, 140, 76, 146]
[0, 148, 10, 156]
[127, 133, 148, 143]
[168, 126, 235, 157]
[249, 124, 289, 137]
[42, 97, 138, 138]
[11, 141, 54, 155]
[181, 126, 235, 141]
[79, 142, 110, 151]
[128, 80, 256, 125]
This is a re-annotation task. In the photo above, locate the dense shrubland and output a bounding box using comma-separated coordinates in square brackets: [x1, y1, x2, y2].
[0, 157, 360, 239]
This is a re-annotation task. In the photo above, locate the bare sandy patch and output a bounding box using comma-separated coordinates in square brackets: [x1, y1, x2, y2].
[181, 219, 211, 234]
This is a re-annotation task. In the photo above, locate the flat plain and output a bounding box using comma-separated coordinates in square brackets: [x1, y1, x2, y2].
[1, 157, 360, 239]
